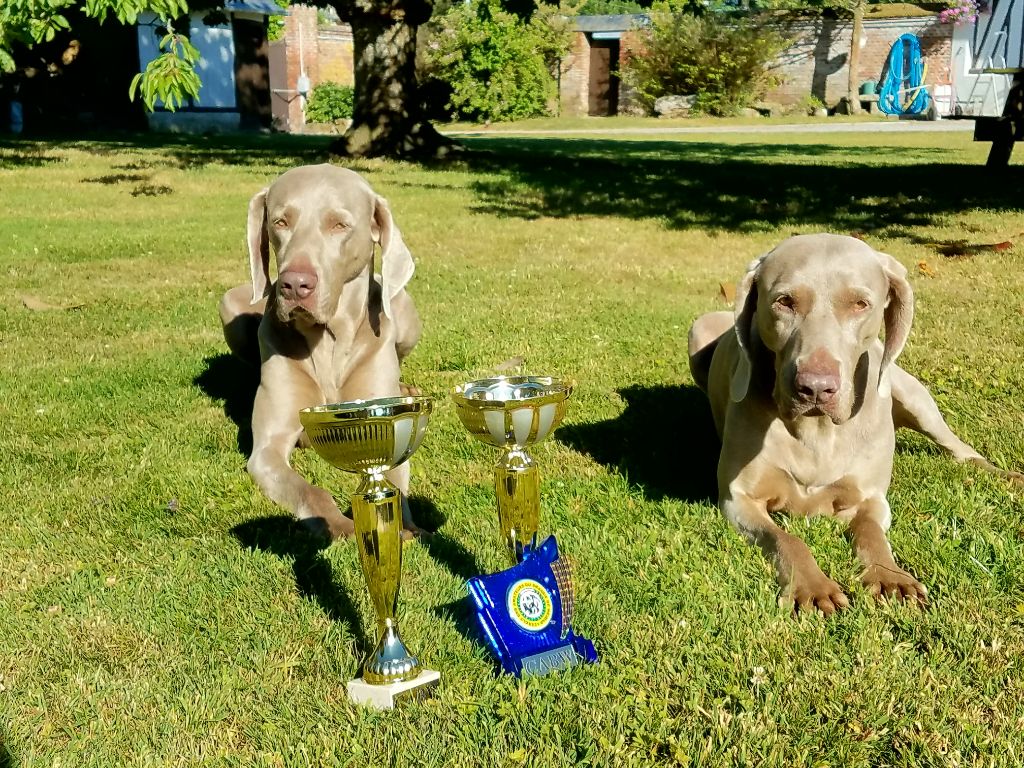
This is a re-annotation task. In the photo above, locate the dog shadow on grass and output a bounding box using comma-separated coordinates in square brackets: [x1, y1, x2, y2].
[556, 384, 720, 505]
[194, 352, 259, 457]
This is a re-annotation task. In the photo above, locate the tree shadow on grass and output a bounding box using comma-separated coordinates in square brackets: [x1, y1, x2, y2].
[231, 515, 366, 644]
[556, 384, 720, 505]
[193, 353, 258, 457]
[456, 137, 1024, 234]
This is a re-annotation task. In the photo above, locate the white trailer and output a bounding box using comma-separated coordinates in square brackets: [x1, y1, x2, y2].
[952, 0, 1024, 165]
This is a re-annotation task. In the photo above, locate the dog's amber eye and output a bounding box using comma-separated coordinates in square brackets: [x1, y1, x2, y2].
[331, 221, 348, 232]
[853, 299, 870, 312]
[273, 218, 288, 230]
[773, 295, 795, 311]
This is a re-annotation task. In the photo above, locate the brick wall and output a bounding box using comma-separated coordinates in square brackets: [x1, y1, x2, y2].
[318, 26, 355, 86]
[559, 32, 591, 116]
[268, 4, 355, 132]
[765, 16, 952, 107]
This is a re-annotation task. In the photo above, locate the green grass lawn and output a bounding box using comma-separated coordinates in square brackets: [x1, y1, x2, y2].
[1, 126, 1023, 767]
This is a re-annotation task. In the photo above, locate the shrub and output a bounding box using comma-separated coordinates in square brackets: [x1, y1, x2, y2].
[421, 0, 573, 123]
[622, 9, 790, 117]
[304, 82, 354, 123]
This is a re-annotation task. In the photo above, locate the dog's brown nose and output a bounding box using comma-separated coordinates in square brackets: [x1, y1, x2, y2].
[279, 270, 318, 301]
[795, 350, 840, 403]
[795, 370, 840, 403]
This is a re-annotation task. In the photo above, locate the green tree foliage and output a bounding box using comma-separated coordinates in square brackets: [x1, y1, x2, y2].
[576, 0, 648, 14]
[422, 0, 574, 122]
[622, 3, 790, 116]
[304, 81, 355, 122]
[1, 0, 201, 109]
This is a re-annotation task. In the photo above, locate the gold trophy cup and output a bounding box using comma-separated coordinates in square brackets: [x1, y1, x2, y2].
[451, 376, 574, 563]
[299, 396, 439, 709]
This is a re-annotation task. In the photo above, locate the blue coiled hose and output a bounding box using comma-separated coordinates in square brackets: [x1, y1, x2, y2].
[879, 33, 931, 115]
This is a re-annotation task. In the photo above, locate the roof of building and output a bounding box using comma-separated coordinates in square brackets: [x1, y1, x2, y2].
[223, 0, 285, 15]
[574, 14, 648, 33]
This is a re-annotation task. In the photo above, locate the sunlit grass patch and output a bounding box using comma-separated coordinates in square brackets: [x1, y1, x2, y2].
[1, 128, 1022, 767]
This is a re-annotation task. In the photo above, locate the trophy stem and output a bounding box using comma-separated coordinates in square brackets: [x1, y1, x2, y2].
[352, 472, 421, 685]
[495, 447, 541, 564]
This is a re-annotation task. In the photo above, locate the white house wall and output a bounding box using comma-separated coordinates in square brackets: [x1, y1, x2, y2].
[951, 5, 1016, 117]
[190, 17, 237, 108]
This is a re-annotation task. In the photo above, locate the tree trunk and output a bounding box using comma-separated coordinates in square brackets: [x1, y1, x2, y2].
[329, 3, 456, 158]
[846, 0, 865, 115]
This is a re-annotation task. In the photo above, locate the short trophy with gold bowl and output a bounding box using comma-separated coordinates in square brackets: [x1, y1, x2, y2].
[452, 376, 598, 677]
[299, 396, 439, 708]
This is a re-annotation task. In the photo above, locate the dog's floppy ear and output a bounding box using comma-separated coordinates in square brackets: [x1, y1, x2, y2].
[372, 195, 415, 320]
[247, 187, 270, 304]
[730, 255, 765, 403]
[876, 250, 914, 396]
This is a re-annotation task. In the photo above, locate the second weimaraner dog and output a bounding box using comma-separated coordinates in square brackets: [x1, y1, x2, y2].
[689, 234, 1021, 615]
[219, 164, 422, 540]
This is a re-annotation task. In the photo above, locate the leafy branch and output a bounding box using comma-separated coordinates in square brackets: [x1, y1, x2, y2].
[129, 25, 201, 111]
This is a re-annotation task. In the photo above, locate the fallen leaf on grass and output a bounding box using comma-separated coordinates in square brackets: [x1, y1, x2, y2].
[165, 498, 179, 513]
[104, 576, 117, 587]
[494, 356, 525, 371]
[718, 282, 736, 304]
[45, 605, 62, 615]
[21, 295, 85, 311]
[917, 260, 936, 277]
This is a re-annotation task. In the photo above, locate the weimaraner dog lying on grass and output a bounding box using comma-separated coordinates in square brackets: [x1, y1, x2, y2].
[689, 234, 1021, 615]
[219, 164, 422, 540]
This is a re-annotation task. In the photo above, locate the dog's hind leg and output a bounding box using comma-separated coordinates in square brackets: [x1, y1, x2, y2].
[890, 365, 1023, 485]
[688, 311, 734, 392]
[219, 284, 266, 367]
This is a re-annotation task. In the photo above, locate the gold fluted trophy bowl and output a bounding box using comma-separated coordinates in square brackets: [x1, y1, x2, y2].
[299, 396, 438, 708]
[451, 376, 574, 563]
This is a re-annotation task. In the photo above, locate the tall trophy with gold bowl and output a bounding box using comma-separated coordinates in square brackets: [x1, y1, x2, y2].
[452, 376, 597, 677]
[299, 396, 439, 708]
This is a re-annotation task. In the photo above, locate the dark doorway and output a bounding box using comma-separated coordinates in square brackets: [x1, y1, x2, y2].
[588, 37, 619, 116]
[233, 18, 272, 130]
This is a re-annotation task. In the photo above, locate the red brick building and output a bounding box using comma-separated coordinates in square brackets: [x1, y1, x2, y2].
[268, 5, 354, 132]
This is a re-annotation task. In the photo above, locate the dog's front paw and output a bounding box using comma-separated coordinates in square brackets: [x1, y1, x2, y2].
[781, 572, 850, 617]
[399, 381, 422, 397]
[300, 487, 355, 541]
[400, 524, 432, 542]
[862, 565, 927, 604]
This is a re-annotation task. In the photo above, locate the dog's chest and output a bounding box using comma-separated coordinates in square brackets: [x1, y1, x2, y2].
[308, 328, 354, 401]
[754, 423, 871, 519]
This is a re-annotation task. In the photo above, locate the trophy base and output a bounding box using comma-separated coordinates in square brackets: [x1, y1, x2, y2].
[346, 669, 440, 709]
[467, 535, 599, 678]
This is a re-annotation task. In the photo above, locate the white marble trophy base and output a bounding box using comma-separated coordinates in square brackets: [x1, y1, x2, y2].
[347, 669, 440, 709]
